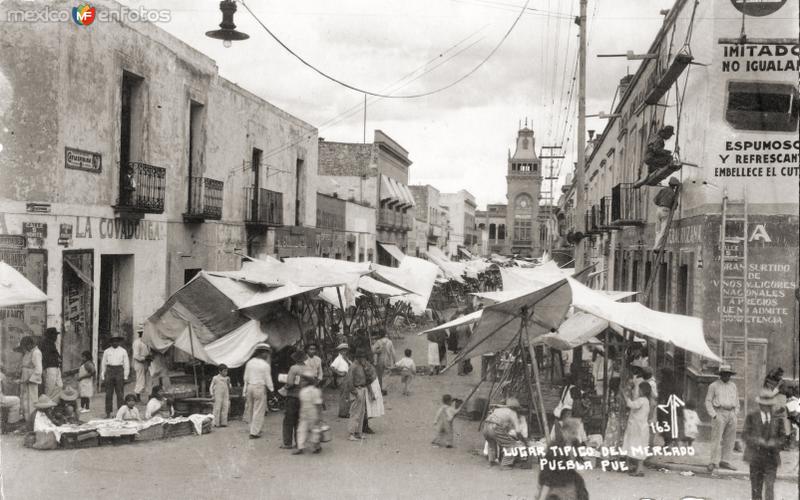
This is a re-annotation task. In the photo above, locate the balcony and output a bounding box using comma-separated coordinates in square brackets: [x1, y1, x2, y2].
[378, 209, 396, 229]
[401, 213, 412, 230]
[244, 187, 283, 226]
[611, 183, 644, 226]
[183, 177, 223, 222]
[598, 196, 617, 230]
[114, 161, 166, 216]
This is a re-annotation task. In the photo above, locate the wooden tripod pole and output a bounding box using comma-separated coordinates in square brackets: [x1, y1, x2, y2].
[521, 306, 550, 444]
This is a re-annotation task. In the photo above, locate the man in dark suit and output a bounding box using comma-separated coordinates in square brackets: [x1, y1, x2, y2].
[743, 388, 786, 500]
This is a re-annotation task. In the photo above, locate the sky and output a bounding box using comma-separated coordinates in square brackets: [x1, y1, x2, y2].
[124, 0, 675, 209]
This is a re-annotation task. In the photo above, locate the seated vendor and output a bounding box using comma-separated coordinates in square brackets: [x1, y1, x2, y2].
[115, 394, 141, 421]
[145, 386, 167, 419]
[30, 394, 59, 428]
[53, 387, 81, 425]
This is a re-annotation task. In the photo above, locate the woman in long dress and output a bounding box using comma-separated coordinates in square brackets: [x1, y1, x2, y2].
[622, 381, 651, 477]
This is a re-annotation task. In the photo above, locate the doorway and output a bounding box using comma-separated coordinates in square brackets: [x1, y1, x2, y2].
[98, 255, 134, 350]
[62, 250, 93, 372]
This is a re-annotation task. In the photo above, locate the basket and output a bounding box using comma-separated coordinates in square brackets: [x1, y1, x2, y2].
[164, 420, 194, 438]
[135, 423, 165, 442]
[61, 430, 100, 449]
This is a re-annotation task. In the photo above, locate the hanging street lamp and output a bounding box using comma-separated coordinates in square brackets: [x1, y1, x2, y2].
[205, 0, 249, 48]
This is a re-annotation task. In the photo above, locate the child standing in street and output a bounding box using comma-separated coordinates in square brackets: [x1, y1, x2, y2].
[395, 349, 416, 396]
[210, 364, 231, 427]
[432, 394, 459, 448]
[294, 368, 323, 455]
[682, 402, 700, 447]
[77, 350, 95, 414]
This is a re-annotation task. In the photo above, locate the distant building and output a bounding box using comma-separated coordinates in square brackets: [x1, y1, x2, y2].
[318, 131, 414, 265]
[409, 184, 448, 257]
[440, 190, 478, 258]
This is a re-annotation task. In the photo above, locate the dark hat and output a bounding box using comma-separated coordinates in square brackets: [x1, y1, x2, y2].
[661, 125, 675, 134]
[45, 327, 60, 338]
[108, 335, 124, 343]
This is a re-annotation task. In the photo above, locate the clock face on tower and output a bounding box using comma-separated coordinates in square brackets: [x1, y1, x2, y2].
[515, 194, 532, 210]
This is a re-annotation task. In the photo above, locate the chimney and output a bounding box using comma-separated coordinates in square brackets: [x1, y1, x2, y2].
[618, 75, 634, 98]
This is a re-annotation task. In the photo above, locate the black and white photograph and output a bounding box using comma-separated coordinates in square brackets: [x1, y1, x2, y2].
[0, 0, 798, 498]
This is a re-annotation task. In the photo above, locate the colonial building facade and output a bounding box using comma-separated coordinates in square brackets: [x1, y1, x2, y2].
[0, 0, 318, 374]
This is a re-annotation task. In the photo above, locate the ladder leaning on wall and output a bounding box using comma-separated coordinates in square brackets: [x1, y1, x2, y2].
[719, 190, 749, 416]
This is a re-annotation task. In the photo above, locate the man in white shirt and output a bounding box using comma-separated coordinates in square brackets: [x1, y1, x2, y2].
[243, 344, 274, 439]
[132, 327, 150, 402]
[304, 343, 324, 385]
[330, 343, 351, 418]
[101, 335, 130, 418]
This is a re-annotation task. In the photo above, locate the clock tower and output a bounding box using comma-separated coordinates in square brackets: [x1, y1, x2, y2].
[505, 125, 542, 257]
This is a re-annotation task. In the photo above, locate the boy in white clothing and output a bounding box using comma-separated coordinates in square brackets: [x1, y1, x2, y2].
[395, 349, 417, 396]
[682, 403, 700, 446]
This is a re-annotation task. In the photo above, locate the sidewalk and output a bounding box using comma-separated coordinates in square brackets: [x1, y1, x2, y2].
[648, 439, 799, 481]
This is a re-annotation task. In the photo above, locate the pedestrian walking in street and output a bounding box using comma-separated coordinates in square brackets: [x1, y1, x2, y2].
[244, 344, 274, 439]
[101, 335, 129, 419]
[622, 381, 651, 477]
[115, 394, 141, 421]
[330, 343, 351, 418]
[431, 394, 458, 448]
[395, 349, 416, 396]
[347, 349, 375, 441]
[294, 368, 323, 455]
[210, 364, 231, 427]
[77, 350, 95, 414]
[482, 398, 524, 470]
[743, 388, 787, 500]
[281, 350, 307, 447]
[18, 336, 42, 422]
[41, 328, 63, 399]
[372, 329, 395, 395]
[705, 364, 739, 472]
[132, 326, 151, 402]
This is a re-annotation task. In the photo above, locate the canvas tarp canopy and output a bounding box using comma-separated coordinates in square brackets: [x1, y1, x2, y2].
[0, 261, 48, 307]
[499, 261, 573, 291]
[423, 246, 466, 283]
[418, 309, 483, 336]
[446, 279, 572, 368]
[379, 243, 406, 264]
[317, 275, 406, 310]
[473, 278, 719, 361]
[532, 312, 607, 350]
[144, 267, 322, 364]
[373, 257, 439, 315]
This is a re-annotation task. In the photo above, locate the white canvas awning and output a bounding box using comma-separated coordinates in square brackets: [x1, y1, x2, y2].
[380, 175, 400, 204]
[379, 242, 406, 264]
[418, 309, 483, 336]
[424, 246, 466, 283]
[532, 312, 608, 350]
[0, 261, 48, 307]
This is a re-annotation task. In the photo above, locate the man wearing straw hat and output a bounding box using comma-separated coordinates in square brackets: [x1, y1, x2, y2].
[243, 343, 274, 439]
[132, 325, 151, 402]
[743, 387, 786, 500]
[482, 398, 525, 470]
[705, 363, 740, 472]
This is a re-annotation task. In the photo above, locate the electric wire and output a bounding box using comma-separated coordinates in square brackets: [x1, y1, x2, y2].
[239, 0, 530, 99]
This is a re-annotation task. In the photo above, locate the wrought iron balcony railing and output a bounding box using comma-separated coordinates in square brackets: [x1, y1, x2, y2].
[244, 187, 283, 226]
[116, 161, 166, 213]
[185, 176, 223, 221]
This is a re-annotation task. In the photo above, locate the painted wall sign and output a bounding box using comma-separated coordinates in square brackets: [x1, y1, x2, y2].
[65, 147, 102, 173]
[22, 222, 47, 239]
[25, 203, 51, 214]
[0, 234, 26, 249]
[72, 216, 165, 241]
[58, 223, 73, 245]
